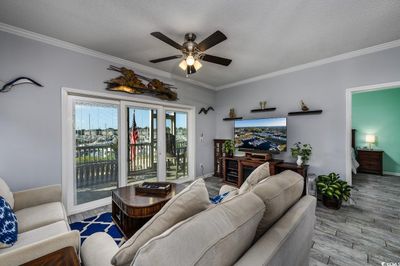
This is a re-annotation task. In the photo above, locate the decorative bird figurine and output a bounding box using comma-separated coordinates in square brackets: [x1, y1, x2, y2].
[0, 77, 43, 93]
[198, 106, 215, 115]
[300, 100, 309, 112]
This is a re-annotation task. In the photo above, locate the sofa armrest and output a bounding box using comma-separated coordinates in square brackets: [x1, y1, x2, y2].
[13, 184, 62, 211]
[0, 230, 80, 266]
[81, 232, 119, 266]
[219, 184, 238, 195]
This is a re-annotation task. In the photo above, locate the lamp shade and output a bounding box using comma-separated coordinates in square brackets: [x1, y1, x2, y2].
[365, 134, 376, 143]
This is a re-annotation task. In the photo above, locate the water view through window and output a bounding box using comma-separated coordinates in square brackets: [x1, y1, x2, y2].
[74, 101, 119, 205]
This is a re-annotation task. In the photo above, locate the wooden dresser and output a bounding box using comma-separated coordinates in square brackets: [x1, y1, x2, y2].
[357, 149, 383, 175]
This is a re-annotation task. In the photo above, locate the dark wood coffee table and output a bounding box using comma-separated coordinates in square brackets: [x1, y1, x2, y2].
[112, 183, 185, 238]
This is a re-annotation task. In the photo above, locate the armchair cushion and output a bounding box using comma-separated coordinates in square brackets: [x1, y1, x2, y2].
[0, 221, 79, 266]
[0, 177, 14, 209]
[15, 202, 67, 233]
[13, 185, 61, 211]
[111, 178, 210, 266]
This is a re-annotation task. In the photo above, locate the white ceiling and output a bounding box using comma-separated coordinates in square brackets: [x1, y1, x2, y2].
[1, 0, 400, 89]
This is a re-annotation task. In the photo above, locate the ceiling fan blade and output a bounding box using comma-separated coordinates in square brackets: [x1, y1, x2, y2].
[201, 54, 232, 66]
[151, 32, 183, 50]
[150, 55, 182, 63]
[197, 31, 227, 52]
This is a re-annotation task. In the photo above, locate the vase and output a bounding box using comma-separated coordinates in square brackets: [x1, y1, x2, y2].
[322, 195, 342, 210]
[296, 155, 303, 166]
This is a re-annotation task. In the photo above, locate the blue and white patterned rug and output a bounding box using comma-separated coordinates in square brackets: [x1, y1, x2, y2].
[69, 212, 124, 245]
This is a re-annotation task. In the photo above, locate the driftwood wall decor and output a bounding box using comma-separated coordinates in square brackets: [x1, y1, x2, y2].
[105, 65, 178, 101]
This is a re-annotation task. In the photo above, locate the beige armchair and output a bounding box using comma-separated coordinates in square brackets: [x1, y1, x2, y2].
[0, 178, 80, 266]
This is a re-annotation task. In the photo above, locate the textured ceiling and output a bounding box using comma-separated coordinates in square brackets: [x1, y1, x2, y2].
[1, 0, 400, 89]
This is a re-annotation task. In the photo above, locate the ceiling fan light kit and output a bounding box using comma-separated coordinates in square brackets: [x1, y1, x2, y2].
[150, 30, 232, 76]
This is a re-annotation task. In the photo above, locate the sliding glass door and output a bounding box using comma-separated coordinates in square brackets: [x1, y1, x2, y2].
[64, 93, 194, 214]
[126, 106, 158, 184]
[166, 110, 189, 180]
[72, 98, 119, 205]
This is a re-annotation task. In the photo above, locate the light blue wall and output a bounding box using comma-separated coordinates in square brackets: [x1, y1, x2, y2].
[215, 46, 400, 178]
[0, 31, 216, 191]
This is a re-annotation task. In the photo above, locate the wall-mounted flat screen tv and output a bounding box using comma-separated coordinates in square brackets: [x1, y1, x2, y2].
[234, 117, 287, 154]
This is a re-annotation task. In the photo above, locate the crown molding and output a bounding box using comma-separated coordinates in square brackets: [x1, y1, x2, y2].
[216, 39, 400, 90]
[2, 22, 400, 92]
[0, 22, 215, 90]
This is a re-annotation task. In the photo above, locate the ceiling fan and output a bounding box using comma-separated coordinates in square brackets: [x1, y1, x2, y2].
[149, 30, 232, 75]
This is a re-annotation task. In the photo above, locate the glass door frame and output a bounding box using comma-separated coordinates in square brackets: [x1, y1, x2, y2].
[63, 95, 121, 215]
[62, 88, 196, 215]
[120, 101, 166, 186]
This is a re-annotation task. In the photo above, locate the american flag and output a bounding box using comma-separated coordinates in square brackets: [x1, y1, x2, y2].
[129, 111, 139, 165]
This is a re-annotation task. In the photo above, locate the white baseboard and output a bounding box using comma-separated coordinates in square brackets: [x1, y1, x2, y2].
[383, 171, 400, 177]
[196, 172, 214, 179]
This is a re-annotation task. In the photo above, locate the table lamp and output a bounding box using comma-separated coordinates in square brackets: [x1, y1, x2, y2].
[365, 134, 376, 150]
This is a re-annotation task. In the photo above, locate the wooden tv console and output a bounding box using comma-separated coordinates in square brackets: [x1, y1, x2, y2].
[222, 153, 309, 194]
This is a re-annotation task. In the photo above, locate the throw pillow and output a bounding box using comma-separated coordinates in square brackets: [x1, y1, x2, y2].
[209, 191, 230, 204]
[111, 178, 210, 266]
[238, 162, 270, 194]
[0, 196, 18, 248]
[252, 170, 303, 240]
[0, 177, 14, 209]
[132, 192, 265, 266]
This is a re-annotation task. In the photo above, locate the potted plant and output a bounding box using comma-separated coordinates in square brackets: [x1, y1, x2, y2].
[290, 142, 312, 166]
[316, 173, 352, 210]
[224, 140, 235, 157]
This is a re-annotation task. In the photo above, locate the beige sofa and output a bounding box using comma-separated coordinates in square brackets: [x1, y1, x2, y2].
[81, 170, 316, 266]
[0, 178, 80, 266]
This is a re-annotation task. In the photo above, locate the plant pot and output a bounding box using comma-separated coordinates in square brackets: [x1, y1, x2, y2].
[296, 155, 303, 166]
[225, 152, 233, 158]
[322, 195, 342, 210]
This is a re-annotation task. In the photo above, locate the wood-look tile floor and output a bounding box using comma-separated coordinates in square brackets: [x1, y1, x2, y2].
[310, 173, 400, 266]
[69, 174, 400, 266]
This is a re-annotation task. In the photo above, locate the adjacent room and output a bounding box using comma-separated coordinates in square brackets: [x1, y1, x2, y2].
[0, 1, 400, 265]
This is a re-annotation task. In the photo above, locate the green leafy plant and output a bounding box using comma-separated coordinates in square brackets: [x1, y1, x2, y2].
[224, 140, 235, 156]
[316, 173, 352, 201]
[291, 142, 312, 163]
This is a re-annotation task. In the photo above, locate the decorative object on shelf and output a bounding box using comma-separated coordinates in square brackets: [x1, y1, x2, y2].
[224, 140, 235, 157]
[300, 100, 309, 111]
[105, 65, 178, 101]
[258, 101, 268, 109]
[316, 173, 352, 210]
[290, 142, 312, 166]
[198, 106, 214, 115]
[149, 31, 231, 76]
[288, 110, 323, 116]
[365, 134, 376, 150]
[229, 108, 237, 118]
[0, 77, 43, 93]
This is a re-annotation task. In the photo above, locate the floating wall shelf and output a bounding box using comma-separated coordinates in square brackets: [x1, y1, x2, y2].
[288, 110, 323, 116]
[250, 108, 277, 113]
[223, 117, 243, 121]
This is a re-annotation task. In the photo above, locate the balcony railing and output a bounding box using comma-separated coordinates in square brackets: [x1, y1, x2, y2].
[75, 142, 186, 188]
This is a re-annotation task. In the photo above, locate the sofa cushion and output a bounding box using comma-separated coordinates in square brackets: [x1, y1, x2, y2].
[238, 162, 270, 194]
[0, 220, 69, 256]
[252, 170, 303, 239]
[132, 192, 265, 266]
[15, 202, 67, 233]
[0, 196, 18, 248]
[0, 177, 14, 209]
[112, 178, 210, 266]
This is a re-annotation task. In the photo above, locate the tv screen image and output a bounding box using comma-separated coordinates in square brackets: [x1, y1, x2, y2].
[234, 117, 287, 154]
